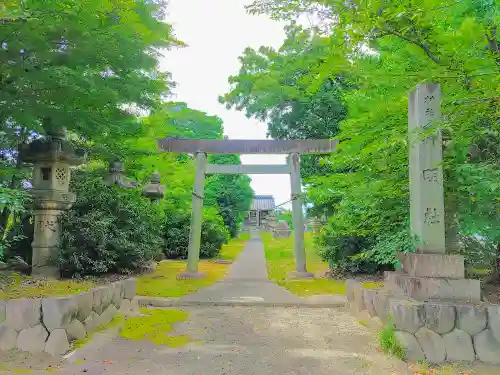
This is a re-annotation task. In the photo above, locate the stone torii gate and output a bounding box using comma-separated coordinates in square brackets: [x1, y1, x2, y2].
[157, 139, 338, 279]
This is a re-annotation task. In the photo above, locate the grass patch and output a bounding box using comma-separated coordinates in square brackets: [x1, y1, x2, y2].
[137, 234, 249, 298]
[378, 318, 404, 360]
[0, 273, 94, 300]
[260, 232, 383, 296]
[72, 314, 125, 349]
[217, 232, 250, 261]
[120, 308, 190, 347]
[73, 308, 191, 350]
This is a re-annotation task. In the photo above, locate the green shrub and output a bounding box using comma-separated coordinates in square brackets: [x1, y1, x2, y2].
[59, 170, 163, 277]
[317, 233, 379, 274]
[378, 318, 405, 360]
[164, 207, 229, 259]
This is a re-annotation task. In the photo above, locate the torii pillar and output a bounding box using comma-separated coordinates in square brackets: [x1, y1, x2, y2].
[289, 152, 313, 278]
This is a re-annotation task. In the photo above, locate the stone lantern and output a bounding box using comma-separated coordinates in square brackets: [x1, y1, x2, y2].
[311, 216, 322, 234]
[266, 213, 277, 232]
[142, 171, 165, 204]
[19, 128, 86, 278]
[105, 160, 137, 188]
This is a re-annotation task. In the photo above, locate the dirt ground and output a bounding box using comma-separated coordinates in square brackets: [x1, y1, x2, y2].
[1, 306, 499, 375]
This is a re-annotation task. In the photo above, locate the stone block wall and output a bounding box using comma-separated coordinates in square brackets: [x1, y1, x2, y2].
[0, 278, 138, 356]
[346, 279, 500, 365]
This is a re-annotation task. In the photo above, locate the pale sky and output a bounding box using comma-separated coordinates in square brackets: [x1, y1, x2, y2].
[161, 0, 292, 207]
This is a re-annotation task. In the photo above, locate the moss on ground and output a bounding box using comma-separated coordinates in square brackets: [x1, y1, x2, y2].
[137, 233, 249, 298]
[260, 232, 382, 296]
[72, 314, 125, 349]
[0, 273, 95, 300]
[120, 308, 191, 346]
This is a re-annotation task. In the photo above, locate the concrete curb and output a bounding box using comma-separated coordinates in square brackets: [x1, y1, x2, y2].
[135, 295, 346, 309]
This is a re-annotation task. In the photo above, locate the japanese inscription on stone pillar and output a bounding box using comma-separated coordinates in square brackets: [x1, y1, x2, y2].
[408, 84, 446, 253]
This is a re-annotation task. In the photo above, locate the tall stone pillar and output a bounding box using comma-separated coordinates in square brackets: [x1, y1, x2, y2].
[19, 128, 86, 278]
[408, 84, 446, 253]
[289, 152, 313, 278]
[385, 84, 480, 302]
[179, 152, 207, 279]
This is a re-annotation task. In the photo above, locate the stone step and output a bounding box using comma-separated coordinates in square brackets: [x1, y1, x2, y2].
[384, 271, 481, 303]
[397, 253, 465, 279]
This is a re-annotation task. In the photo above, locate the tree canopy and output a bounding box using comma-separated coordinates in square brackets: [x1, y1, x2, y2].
[0, 0, 253, 268]
[225, 0, 499, 272]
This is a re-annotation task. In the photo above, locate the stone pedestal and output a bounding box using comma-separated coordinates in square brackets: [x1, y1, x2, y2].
[31, 207, 70, 278]
[397, 253, 465, 279]
[384, 271, 481, 303]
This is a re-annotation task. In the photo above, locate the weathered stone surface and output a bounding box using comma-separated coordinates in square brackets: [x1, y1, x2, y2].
[110, 282, 123, 309]
[99, 304, 118, 327]
[75, 292, 93, 321]
[362, 288, 377, 317]
[93, 286, 111, 314]
[385, 272, 480, 302]
[0, 300, 5, 323]
[442, 329, 474, 362]
[398, 253, 464, 279]
[345, 279, 357, 302]
[115, 280, 125, 299]
[408, 84, 445, 254]
[119, 299, 132, 315]
[424, 302, 456, 334]
[347, 280, 364, 314]
[123, 278, 136, 300]
[16, 324, 48, 353]
[65, 319, 86, 341]
[395, 331, 425, 361]
[373, 290, 391, 323]
[44, 329, 70, 356]
[130, 297, 140, 315]
[415, 327, 446, 364]
[487, 305, 500, 343]
[42, 296, 79, 332]
[456, 304, 487, 336]
[390, 298, 425, 334]
[0, 323, 18, 351]
[6, 298, 41, 330]
[83, 311, 101, 333]
[474, 329, 500, 365]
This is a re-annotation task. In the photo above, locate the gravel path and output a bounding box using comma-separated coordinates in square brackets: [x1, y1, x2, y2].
[54, 306, 410, 375]
[181, 231, 304, 305]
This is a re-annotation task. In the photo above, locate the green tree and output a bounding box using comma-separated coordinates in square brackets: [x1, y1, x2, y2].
[242, 0, 499, 272]
[220, 24, 347, 180]
[205, 154, 254, 237]
[0, 0, 180, 243]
